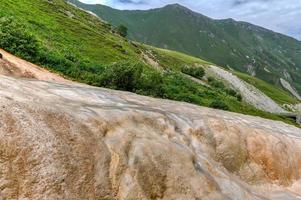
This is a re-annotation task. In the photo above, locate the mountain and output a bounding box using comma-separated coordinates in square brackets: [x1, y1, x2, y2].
[1, 72, 301, 200]
[70, 0, 301, 94]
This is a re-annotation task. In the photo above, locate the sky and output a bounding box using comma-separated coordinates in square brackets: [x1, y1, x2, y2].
[80, 0, 301, 40]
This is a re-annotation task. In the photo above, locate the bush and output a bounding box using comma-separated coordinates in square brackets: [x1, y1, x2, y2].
[137, 68, 164, 97]
[236, 94, 242, 101]
[99, 61, 164, 96]
[208, 77, 242, 101]
[181, 66, 205, 79]
[210, 99, 229, 110]
[0, 17, 40, 60]
[225, 88, 237, 96]
[208, 77, 225, 89]
[98, 63, 206, 105]
[99, 62, 143, 91]
[225, 88, 242, 101]
[116, 25, 128, 37]
[161, 72, 204, 105]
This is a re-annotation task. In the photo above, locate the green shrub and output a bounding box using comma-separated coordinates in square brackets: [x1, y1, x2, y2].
[225, 88, 242, 101]
[161, 73, 204, 105]
[208, 77, 242, 101]
[236, 94, 242, 101]
[225, 88, 236, 96]
[99, 62, 143, 91]
[98, 61, 164, 97]
[136, 68, 164, 97]
[116, 25, 128, 37]
[208, 77, 225, 89]
[181, 66, 205, 79]
[210, 99, 229, 110]
[0, 17, 40, 60]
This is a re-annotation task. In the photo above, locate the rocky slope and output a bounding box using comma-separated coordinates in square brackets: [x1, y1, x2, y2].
[1, 74, 301, 199]
[207, 65, 286, 113]
[280, 78, 301, 101]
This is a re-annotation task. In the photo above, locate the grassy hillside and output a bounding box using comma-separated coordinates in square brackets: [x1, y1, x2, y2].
[71, 0, 301, 94]
[0, 0, 298, 126]
[140, 44, 212, 70]
[0, 0, 140, 64]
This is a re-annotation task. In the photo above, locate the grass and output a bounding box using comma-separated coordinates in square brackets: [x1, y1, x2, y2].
[142, 45, 211, 71]
[0, 0, 141, 65]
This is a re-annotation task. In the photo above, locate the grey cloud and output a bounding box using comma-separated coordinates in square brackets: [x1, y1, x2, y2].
[117, 0, 145, 4]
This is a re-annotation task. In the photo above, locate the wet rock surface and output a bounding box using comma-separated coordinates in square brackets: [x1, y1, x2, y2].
[0, 75, 301, 199]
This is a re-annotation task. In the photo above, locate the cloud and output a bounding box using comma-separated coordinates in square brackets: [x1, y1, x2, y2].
[80, 0, 301, 40]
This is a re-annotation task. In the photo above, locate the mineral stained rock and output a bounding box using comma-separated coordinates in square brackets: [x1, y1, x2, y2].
[0, 75, 301, 200]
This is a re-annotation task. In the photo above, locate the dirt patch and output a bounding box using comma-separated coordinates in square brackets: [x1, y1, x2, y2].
[0, 48, 71, 84]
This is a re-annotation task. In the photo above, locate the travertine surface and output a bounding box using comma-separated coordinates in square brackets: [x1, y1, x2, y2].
[0, 75, 301, 199]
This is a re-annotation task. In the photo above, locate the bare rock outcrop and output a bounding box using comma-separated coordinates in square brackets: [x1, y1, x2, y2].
[1, 75, 301, 199]
[280, 78, 301, 101]
[207, 65, 286, 113]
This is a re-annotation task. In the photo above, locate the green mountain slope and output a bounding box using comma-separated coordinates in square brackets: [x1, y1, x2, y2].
[70, 0, 301, 94]
[0, 0, 299, 125]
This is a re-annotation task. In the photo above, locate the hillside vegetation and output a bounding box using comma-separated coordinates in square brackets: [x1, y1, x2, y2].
[71, 0, 301, 94]
[0, 0, 298, 125]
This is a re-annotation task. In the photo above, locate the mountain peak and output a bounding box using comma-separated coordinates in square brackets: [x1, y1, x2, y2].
[163, 3, 189, 10]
